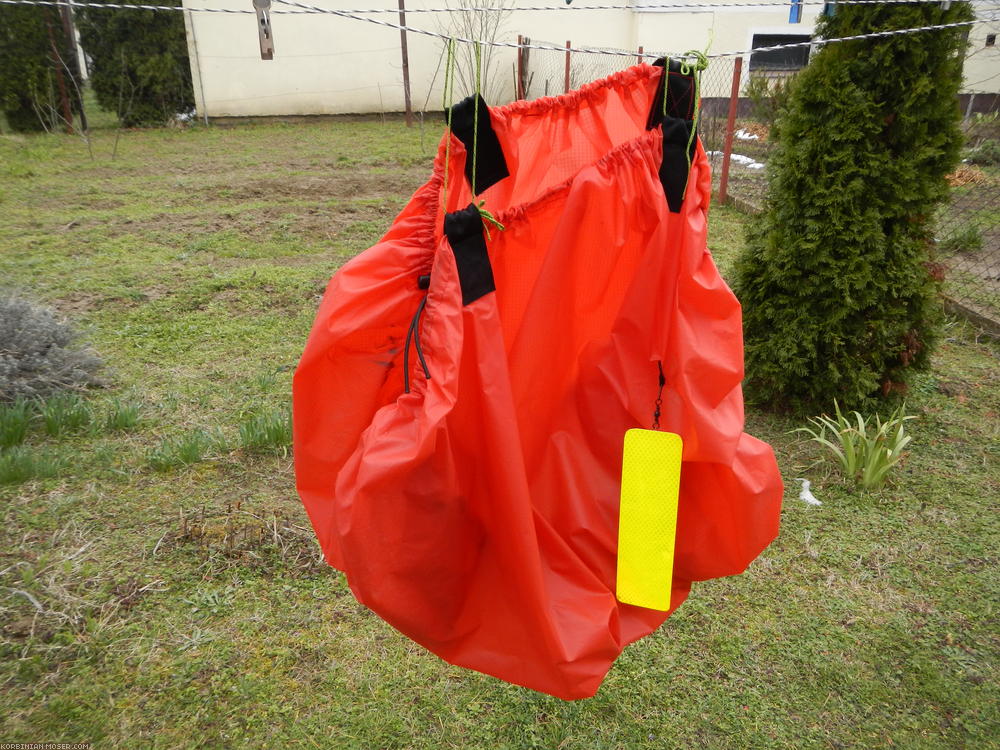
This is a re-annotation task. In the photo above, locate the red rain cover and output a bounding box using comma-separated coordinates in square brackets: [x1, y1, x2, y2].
[294, 61, 783, 700]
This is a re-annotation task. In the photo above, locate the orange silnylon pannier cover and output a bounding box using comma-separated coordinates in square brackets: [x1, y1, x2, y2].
[294, 62, 783, 700]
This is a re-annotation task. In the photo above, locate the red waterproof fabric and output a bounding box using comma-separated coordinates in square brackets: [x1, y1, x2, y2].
[294, 63, 783, 700]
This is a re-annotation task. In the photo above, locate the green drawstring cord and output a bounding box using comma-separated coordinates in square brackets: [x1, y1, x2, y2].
[443, 39, 502, 241]
[472, 40, 481, 198]
[470, 41, 504, 242]
[476, 200, 505, 240]
[441, 38, 456, 214]
[678, 49, 709, 201]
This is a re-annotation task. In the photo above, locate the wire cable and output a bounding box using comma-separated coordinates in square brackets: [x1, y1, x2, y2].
[1, 0, 997, 63]
[1, 0, 996, 14]
[270, 0, 1000, 60]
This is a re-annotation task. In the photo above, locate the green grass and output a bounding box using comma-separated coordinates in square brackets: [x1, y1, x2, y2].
[0, 445, 65, 485]
[147, 429, 225, 472]
[238, 408, 292, 455]
[0, 399, 33, 448]
[1, 117, 998, 748]
[40, 392, 95, 436]
[104, 398, 142, 432]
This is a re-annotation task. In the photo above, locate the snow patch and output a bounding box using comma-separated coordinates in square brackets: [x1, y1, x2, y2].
[706, 150, 766, 170]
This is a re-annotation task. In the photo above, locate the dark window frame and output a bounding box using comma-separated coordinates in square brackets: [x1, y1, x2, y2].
[749, 34, 813, 72]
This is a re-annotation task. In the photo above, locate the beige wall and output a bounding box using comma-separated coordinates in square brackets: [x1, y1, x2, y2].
[964, 14, 1000, 103]
[181, 0, 999, 117]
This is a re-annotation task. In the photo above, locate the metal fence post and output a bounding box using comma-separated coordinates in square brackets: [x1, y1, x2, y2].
[637, 45, 644, 65]
[718, 56, 743, 205]
[565, 40, 571, 94]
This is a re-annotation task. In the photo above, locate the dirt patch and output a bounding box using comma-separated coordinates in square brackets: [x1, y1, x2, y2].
[236, 202, 398, 243]
[54, 196, 404, 246]
[199, 167, 428, 204]
[51, 283, 175, 316]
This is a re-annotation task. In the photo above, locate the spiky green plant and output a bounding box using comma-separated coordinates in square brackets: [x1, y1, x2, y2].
[0, 398, 33, 448]
[0, 445, 63, 485]
[40, 392, 94, 436]
[796, 401, 915, 489]
[104, 398, 142, 432]
[238, 408, 292, 455]
[147, 429, 224, 472]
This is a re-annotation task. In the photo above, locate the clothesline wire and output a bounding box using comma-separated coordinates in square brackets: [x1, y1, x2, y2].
[213, 0, 1000, 11]
[272, 0, 1000, 60]
[2, 0, 997, 13]
[1, 0, 997, 63]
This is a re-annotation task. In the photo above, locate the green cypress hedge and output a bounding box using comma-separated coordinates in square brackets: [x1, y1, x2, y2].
[76, 2, 194, 127]
[732, 2, 973, 411]
[0, 7, 81, 132]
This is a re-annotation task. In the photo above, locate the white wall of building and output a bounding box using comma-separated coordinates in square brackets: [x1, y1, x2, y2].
[181, 0, 1000, 118]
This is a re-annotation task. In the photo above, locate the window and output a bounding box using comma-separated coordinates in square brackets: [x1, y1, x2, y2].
[987, 34, 997, 47]
[749, 34, 812, 71]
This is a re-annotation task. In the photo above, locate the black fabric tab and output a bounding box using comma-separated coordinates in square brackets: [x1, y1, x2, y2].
[646, 58, 698, 214]
[646, 58, 696, 129]
[445, 94, 510, 194]
[660, 118, 694, 213]
[444, 204, 496, 306]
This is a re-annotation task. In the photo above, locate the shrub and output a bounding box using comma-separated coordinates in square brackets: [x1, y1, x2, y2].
[937, 226, 984, 255]
[0, 293, 103, 402]
[76, 3, 194, 127]
[733, 2, 973, 411]
[964, 139, 1000, 167]
[745, 73, 795, 132]
[0, 7, 82, 132]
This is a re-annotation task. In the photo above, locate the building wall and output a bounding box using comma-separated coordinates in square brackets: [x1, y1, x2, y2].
[181, 0, 1000, 118]
[964, 14, 1000, 106]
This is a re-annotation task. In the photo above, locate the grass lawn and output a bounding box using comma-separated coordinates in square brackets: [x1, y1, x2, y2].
[1, 118, 998, 749]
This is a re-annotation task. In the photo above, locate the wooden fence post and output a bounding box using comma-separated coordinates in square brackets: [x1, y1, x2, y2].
[718, 55, 743, 205]
[564, 40, 571, 94]
[397, 0, 412, 127]
[516, 35, 524, 100]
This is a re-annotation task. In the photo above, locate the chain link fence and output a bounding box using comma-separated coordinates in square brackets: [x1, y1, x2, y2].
[937, 114, 1000, 329]
[515, 37, 640, 101]
[510, 44, 775, 210]
[507, 39, 999, 332]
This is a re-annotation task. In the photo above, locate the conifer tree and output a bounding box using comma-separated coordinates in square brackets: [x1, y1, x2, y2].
[76, 3, 194, 127]
[732, 2, 973, 411]
[0, 7, 81, 132]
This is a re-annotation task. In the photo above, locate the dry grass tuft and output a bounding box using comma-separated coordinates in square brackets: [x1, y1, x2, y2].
[946, 164, 989, 187]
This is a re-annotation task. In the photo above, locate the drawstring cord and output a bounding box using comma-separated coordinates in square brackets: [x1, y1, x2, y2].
[441, 37, 457, 214]
[678, 49, 708, 201]
[471, 42, 505, 241]
[472, 40, 481, 197]
[477, 200, 505, 239]
[405, 38, 456, 394]
[403, 291, 431, 394]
